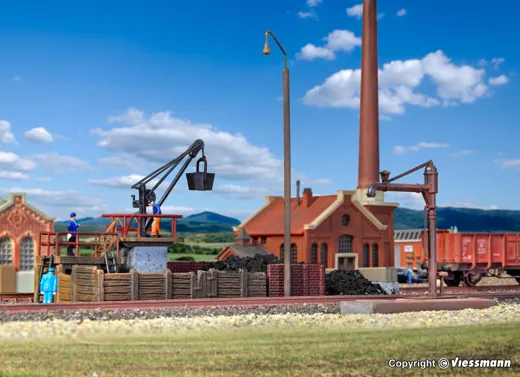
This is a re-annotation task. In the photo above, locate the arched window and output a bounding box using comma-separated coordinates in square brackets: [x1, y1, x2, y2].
[342, 214, 350, 226]
[0, 237, 13, 266]
[20, 237, 35, 271]
[372, 244, 379, 267]
[310, 243, 318, 264]
[338, 235, 354, 253]
[320, 243, 328, 267]
[363, 243, 370, 267]
[280, 244, 284, 261]
[291, 244, 298, 264]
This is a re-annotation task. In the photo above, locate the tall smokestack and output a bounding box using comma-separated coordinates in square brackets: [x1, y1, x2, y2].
[357, 0, 380, 190]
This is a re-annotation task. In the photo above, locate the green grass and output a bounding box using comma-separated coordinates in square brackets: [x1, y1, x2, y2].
[182, 241, 228, 249]
[0, 323, 519, 376]
[168, 253, 217, 262]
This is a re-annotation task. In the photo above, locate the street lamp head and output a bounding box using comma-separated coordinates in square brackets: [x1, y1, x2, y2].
[262, 43, 271, 55]
[263, 32, 271, 55]
[262, 41, 271, 55]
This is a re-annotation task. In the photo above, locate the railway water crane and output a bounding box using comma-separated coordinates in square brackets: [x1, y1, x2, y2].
[130, 139, 215, 237]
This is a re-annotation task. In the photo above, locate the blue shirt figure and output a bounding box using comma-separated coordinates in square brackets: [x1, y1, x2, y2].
[40, 267, 57, 304]
[152, 203, 161, 215]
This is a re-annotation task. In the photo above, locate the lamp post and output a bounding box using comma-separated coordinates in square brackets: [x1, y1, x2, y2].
[263, 30, 291, 296]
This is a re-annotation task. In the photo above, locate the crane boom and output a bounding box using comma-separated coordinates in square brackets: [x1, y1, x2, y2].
[130, 139, 214, 237]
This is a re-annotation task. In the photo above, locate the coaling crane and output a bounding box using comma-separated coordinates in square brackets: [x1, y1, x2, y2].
[130, 139, 215, 237]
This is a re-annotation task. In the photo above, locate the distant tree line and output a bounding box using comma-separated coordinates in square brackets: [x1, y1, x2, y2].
[168, 243, 220, 255]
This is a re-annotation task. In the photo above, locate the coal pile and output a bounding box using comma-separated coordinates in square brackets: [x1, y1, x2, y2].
[203, 253, 282, 273]
[325, 269, 387, 295]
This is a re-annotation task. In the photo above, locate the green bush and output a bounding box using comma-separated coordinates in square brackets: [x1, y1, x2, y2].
[175, 256, 195, 262]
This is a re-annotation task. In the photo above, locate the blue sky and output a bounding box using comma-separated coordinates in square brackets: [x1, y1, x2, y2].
[0, 0, 518, 221]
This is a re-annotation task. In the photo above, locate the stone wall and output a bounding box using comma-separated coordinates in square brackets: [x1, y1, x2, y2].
[267, 264, 325, 297]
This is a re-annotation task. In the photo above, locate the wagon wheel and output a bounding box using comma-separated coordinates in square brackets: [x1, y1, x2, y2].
[462, 272, 482, 287]
[444, 274, 461, 287]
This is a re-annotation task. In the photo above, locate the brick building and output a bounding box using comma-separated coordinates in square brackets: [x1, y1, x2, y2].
[0, 192, 55, 271]
[232, 187, 398, 269]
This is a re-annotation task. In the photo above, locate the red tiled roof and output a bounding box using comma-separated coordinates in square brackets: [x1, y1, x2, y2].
[244, 195, 337, 235]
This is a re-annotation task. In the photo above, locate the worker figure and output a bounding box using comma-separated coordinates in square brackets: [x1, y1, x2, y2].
[40, 267, 57, 304]
[406, 268, 413, 284]
[67, 212, 80, 256]
[148, 201, 162, 237]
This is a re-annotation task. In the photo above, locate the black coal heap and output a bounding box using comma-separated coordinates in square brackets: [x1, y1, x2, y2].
[203, 253, 282, 273]
[325, 269, 387, 295]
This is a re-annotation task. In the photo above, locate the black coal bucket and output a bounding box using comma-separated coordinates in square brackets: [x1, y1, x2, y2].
[186, 157, 215, 191]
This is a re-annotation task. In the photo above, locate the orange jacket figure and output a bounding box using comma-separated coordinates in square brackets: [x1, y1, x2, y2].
[149, 201, 162, 237]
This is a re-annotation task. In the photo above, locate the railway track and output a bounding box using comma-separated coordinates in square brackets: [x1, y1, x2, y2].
[1, 290, 520, 313]
[400, 284, 520, 295]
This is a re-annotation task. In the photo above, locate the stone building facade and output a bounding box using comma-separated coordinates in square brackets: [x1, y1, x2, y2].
[0, 192, 55, 271]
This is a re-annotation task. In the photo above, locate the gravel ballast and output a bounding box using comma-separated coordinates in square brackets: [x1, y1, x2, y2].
[1, 300, 520, 343]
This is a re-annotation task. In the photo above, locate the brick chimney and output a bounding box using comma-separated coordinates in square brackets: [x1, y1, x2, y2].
[357, 0, 380, 190]
[302, 188, 314, 208]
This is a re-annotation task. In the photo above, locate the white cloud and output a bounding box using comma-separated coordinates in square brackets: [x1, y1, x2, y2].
[0, 121, 16, 144]
[478, 58, 505, 70]
[397, 8, 407, 16]
[87, 174, 172, 192]
[393, 142, 450, 155]
[346, 4, 363, 18]
[346, 3, 384, 20]
[489, 75, 509, 86]
[298, 11, 316, 19]
[98, 155, 147, 171]
[297, 29, 361, 61]
[0, 187, 105, 216]
[298, 44, 335, 60]
[303, 50, 493, 114]
[0, 152, 36, 171]
[213, 184, 271, 200]
[306, 0, 322, 7]
[31, 152, 92, 173]
[451, 149, 474, 157]
[491, 58, 505, 69]
[24, 127, 54, 143]
[91, 108, 329, 196]
[35, 177, 52, 182]
[493, 158, 520, 168]
[12, 76, 22, 82]
[0, 172, 28, 180]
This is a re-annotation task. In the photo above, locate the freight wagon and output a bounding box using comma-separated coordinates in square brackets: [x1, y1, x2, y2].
[417, 231, 520, 287]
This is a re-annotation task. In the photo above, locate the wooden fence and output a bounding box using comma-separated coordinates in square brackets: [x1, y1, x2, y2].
[57, 268, 267, 302]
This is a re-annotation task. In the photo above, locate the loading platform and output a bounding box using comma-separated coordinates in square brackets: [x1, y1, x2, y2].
[35, 213, 184, 301]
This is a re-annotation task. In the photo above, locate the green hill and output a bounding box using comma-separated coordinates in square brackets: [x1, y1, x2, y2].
[54, 211, 240, 234]
[393, 207, 520, 232]
[54, 207, 520, 235]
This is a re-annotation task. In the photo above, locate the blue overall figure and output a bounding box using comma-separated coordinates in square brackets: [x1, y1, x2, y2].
[67, 212, 80, 256]
[40, 267, 57, 304]
[406, 268, 413, 284]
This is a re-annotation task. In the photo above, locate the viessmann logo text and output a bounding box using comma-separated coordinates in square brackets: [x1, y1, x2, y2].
[388, 358, 511, 370]
[449, 358, 511, 368]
